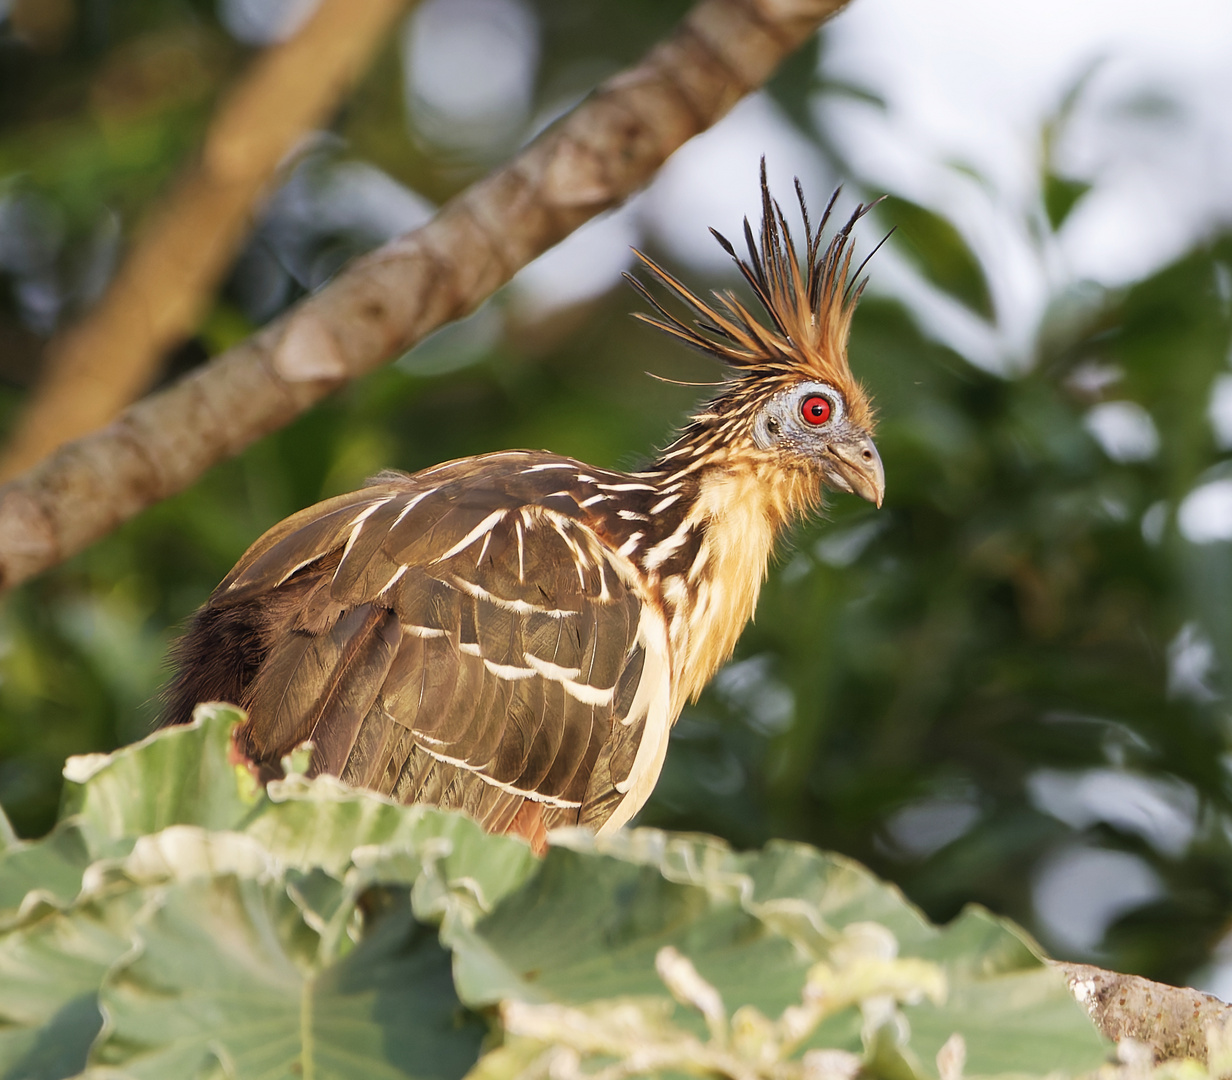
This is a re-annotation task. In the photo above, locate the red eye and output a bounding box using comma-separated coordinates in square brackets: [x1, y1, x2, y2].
[801, 395, 832, 425]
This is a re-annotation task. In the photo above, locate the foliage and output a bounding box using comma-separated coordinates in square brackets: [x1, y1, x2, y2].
[0, 0, 1231, 992]
[0, 707, 1113, 1080]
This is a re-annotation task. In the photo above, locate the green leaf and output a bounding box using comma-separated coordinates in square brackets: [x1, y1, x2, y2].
[1, 721, 1112, 1080]
[453, 830, 1109, 1078]
[54, 706, 540, 930]
[1043, 173, 1092, 231]
[0, 672, 255, 904]
[0, 805, 15, 850]
[0, 890, 140, 1080]
[451, 842, 811, 1022]
[92, 874, 482, 1080]
[247, 775, 538, 921]
[881, 196, 995, 320]
[900, 907, 1108, 1077]
[0, 821, 95, 919]
[60, 704, 258, 849]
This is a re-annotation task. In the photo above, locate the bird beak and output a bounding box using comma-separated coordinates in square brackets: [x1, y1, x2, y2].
[826, 433, 885, 508]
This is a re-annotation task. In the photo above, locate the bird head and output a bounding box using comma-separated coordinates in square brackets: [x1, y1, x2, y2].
[627, 161, 885, 509]
[745, 377, 883, 508]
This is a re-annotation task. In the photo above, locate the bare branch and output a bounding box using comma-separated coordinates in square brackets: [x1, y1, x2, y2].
[0, 0, 412, 481]
[1058, 961, 1232, 1063]
[0, 0, 852, 590]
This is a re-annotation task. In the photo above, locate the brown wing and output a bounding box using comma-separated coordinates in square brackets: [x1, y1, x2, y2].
[164, 452, 673, 841]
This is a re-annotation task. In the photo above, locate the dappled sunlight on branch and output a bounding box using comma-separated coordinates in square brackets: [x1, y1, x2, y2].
[0, 0, 411, 482]
[0, 0, 852, 590]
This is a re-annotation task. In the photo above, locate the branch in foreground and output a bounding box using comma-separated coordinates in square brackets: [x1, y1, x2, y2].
[1058, 962, 1232, 1064]
[0, 0, 852, 591]
[0, 0, 411, 482]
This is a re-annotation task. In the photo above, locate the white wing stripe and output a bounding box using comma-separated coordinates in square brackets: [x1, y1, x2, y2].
[643, 519, 693, 572]
[432, 509, 507, 563]
[378, 565, 409, 594]
[602, 603, 673, 832]
[391, 488, 434, 528]
[562, 680, 615, 707]
[267, 553, 327, 591]
[477, 529, 494, 565]
[449, 575, 575, 618]
[524, 654, 581, 680]
[411, 741, 582, 808]
[484, 659, 536, 680]
[341, 496, 395, 560]
[523, 653, 615, 706]
[617, 532, 644, 557]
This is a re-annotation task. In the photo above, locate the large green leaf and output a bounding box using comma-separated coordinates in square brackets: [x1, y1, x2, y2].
[0, 821, 95, 919]
[91, 872, 481, 1080]
[0, 715, 1114, 1080]
[0, 824, 488, 1080]
[59, 704, 259, 849]
[451, 844, 812, 1021]
[0, 889, 143, 1080]
[246, 776, 538, 926]
[0, 713, 537, 1080]
[55, 706, 538, 927]
[0, 708, 258, 926]
[453, 830, 1110, 1078]
[901, 908, 1107, 1078]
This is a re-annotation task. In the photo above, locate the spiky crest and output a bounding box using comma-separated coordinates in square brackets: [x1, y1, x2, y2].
[626, 160, 883, 431]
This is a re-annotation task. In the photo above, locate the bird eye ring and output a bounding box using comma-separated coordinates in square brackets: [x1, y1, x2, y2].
[801, 395, 832, 425]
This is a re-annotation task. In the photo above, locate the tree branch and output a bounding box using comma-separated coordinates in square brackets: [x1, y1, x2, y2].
[0, 0, 412, 482]
[0, 0, 851, 590]
[1058, 962, 1232, 1064]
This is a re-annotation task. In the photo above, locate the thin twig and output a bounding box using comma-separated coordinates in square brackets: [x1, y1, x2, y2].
[0, 0, 412, 480]
[0, 0, 853, 590]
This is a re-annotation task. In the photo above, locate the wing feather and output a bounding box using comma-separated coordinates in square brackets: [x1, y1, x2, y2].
[237, 603, 400, 764]
[220, 493, 386, 603]
[173, 452, 676, 840]
[330, 492, 425, 599]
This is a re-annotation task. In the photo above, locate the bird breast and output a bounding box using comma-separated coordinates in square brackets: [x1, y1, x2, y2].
[657, 464, 785, 713]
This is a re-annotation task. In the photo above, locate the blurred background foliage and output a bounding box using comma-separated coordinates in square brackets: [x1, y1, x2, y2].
[1, 0, 1231, 994]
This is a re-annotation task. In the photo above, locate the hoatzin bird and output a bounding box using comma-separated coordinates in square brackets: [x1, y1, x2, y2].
[164, 166, 885, 852]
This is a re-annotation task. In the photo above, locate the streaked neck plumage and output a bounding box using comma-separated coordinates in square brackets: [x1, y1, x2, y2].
[582, 417, 823, 714]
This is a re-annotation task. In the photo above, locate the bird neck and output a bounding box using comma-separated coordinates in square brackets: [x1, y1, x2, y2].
[629, 433, 820, 713]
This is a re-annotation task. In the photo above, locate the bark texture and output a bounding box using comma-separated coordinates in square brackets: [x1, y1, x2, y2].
[0, 0, 852, 591]
[1059, 961, 1232, 1064]
[0, 0, 412, 480]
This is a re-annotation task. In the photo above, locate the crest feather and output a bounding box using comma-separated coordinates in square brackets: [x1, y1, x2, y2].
[626, 160, 884, 430]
